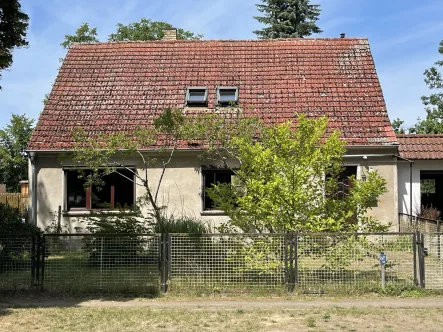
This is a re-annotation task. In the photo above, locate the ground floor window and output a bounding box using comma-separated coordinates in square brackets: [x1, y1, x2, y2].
[335, 165, 358, 199]
[66, 168, 135, 211]
[202, 169, 235, 210]
[420, 170, 443, 217]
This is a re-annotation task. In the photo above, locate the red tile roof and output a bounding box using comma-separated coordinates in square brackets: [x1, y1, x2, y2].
[397, 134, 443, 160]
[28, 38, 397, 150]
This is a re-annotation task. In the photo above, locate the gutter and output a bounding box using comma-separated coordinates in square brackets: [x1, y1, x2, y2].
[28, 152, 37, 226]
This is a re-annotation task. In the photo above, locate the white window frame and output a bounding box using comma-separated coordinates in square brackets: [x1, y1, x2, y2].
[216, 86, 239, 105]
[186, 87, 208, 106]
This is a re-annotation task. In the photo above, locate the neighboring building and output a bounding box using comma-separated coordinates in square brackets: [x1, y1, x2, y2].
[28, 31, 398, 231]
[397, 134, 443, 217]
[0, 184, 6, 194]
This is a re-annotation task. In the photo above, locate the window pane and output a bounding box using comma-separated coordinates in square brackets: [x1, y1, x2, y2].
[66, 170, 87, 210]
[92, 169, 135, 209]
[188, 90, 206, 102]
[331, 166, 357, 200]
[114, 169, 135, 208]
[203, 170, 233, 210]
[91, 175, 112, 209]
[219, 89, 237, 102]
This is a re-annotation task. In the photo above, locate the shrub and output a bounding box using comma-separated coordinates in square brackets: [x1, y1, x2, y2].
[0, 203, 41, 271]
[153, 215, 210, 234]
[73, 205, 152, 267]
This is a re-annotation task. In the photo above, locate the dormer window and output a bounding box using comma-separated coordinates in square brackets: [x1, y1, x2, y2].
[186, 87, 208, 106]
[217, 87, 239, 105]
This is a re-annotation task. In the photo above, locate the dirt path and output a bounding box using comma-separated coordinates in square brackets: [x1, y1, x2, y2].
[2, 297, 443, 309]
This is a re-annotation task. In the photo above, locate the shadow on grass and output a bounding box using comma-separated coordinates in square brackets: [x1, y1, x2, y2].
[0, 287, 162, 311]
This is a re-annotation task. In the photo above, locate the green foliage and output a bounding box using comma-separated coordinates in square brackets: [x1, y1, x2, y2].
[409, 40, 443, 134]
[0, 203, 40, 271]
[0, 202, 35, 236]
[191, 113, 388, 233]
[254, 0, 322, 39]
[0, 0, 29, 88]
[0, 113, 34, 192]
[74, 206, 151, 267]
[60, 22, 99, 49]
[225, 237, 283, 275]
[391, 118, 405, 134]
[153, 215, 209, 234]
[68, 108, 187, 223]
[108, 18, 203, 41]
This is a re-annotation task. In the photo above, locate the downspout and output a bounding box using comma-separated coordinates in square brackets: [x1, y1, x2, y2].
[28, 152, 37, 226]
[396, 155, 414, 225]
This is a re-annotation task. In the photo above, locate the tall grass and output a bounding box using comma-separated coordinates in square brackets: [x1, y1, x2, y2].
[154, 216, 210, 234]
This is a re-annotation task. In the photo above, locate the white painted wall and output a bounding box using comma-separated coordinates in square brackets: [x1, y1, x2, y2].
[397, 160, 443, 216]
[32, 151, 399, 232]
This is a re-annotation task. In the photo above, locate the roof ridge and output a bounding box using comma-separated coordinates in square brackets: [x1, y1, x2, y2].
[397, 134, 443, 138]
[69, 37, 368, 47]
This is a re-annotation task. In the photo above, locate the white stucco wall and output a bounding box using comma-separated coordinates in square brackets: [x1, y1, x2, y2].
[398, 160, 443, 216]
[32, 151, 399, 232]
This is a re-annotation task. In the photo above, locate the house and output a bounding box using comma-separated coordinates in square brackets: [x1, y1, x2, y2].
[397, 134, 443, 218]
[28, 30, 399, 232]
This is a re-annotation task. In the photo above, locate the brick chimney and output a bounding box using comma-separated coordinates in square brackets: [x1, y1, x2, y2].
[163, 28, 177, 41]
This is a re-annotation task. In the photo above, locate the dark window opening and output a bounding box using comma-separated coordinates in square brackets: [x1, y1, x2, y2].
[202, 169, 235, 210]
[186, 87, 208, 106]
[420, 171, 443, 216]
[66, 169, 135, 211]
[217, 87, 238, 105]
[330, 166, 357, 200]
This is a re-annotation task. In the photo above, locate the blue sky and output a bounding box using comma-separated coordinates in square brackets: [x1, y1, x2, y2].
[1, 0, 443, 129]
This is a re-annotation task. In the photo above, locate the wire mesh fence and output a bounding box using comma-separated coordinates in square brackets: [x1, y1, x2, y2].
[168, 234, 286, 293]
[423, 233, 443, 289]
[1, 232, 443, 295]
[399, 213, 441, 233]
[0, 237, 35, 292]
[292, 233, 415, 293]
[43, 234, 160, 295]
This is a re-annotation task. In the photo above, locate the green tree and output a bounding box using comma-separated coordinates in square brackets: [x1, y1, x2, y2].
[410, 40, 443, 134]
[0, 114, 34, 192]
[0, 0, 29, 88]
[60, 22, 99, 49]
[191, 113, 387, 233]
[253, 0, 322, 39]
[108, 18, 203, 41]
[69, 108, 186, 223]
[391, 118, 405, 134]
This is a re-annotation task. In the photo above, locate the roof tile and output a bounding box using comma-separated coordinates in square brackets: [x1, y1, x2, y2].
[397, 134, 443, 160]
[29, 38, 396, 150]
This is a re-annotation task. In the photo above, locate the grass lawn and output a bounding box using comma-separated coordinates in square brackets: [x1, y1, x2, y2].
[1, 306, 442, 331]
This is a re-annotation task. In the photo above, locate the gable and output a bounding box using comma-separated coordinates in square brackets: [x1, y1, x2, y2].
[29, 38, 397, 150]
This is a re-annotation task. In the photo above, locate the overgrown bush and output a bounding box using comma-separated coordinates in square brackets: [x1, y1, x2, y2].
[0, 203, 41, 271]
[74, 205, 152, 267]
[153, 215, 210, 234]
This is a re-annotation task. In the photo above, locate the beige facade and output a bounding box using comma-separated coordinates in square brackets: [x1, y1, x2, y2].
[31, 147, 399, 233]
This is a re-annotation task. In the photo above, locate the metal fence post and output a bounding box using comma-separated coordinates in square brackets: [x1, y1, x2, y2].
[31, 235, 36, 288]
[160, 233, 169, 293]
[284, 233, 289, 286]
[420, 233, 426, 288]
[40, 235, 45, 290]
[294, 234, 299, 288]
[35, 234, 41, 288]
[413, 232, 418, 286]
[288, 235, 294, 292]
[416, 232, 425, 288]
[437, 220, 441, 260]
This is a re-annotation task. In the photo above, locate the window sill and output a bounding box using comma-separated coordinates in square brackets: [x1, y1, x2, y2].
[200, 210, 227, 216]
[62, 210, 136, 217]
